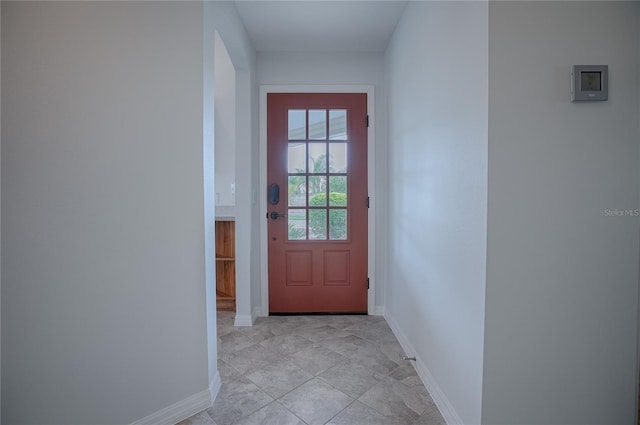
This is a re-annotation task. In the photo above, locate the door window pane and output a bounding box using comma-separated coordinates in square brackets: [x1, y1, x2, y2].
[309, 110, 327, 140]
[308, 176, 327, 206]
[329, 209, 347, 240]
[288, 176, 306, 206]
[329, 110, 347, 140]
[288, 142, 306, 173]
[329, 143, 347, 173]
[288, 110, 306, 140]
[288, 209, 307, 240]
[308, 143, 327, 173]
[329, 176, 347, 206]
[309, 209, 327, 240]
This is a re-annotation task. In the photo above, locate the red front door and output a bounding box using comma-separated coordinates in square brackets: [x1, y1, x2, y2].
[267, 93, 368, 313]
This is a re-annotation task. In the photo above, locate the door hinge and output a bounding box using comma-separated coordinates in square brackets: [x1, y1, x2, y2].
[367, 277, 370, 289]
[367, 196, 370, 208]
[365, 115, 369, 128]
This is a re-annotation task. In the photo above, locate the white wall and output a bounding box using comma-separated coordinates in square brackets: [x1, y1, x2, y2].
[0, 3, 3, 420]
[385, 2, 488, 424]
[214, 32, 236, 207]
[203, 0, 219, 403]
[257, 51, 388, 313]
[249, 67, 261, 322]
[209, 1, 257, 326]
[483, 2, 640, 424]
[2, 2, 212, 423]
[237, 67, 258, 325]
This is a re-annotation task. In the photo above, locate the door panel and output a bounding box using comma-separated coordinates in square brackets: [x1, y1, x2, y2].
[267, 93, 368, 313]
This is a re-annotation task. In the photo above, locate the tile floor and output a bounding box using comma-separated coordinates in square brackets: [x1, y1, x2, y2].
[178, 312, 445, 425]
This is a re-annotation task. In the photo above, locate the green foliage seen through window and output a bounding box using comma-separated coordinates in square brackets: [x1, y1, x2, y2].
[309, 192, 347, 239]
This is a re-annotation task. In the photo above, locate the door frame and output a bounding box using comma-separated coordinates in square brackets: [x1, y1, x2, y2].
[259, 85, 377, 316]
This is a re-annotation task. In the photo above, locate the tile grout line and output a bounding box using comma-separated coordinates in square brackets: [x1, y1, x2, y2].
[273, 399, 311, 425]
[322, 397, 358, 425]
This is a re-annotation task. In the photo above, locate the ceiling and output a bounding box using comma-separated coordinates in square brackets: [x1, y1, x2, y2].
[234, 1, 409, 52]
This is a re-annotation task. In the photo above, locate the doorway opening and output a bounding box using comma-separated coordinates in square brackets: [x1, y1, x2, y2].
[213, 31, 237, 312]
[266, 93, 368, 313]
[259, 86, 377, 317]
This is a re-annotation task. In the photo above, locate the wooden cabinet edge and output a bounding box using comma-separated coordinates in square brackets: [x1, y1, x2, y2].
[215, 220, 236, 311]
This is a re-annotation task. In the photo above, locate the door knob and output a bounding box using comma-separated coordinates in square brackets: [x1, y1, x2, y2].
[270, 211, 286, 220]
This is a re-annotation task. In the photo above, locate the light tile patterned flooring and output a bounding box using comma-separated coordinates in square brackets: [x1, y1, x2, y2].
[178, 312, 445, 425]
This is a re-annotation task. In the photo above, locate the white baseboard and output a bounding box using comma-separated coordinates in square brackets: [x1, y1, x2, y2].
[384, 312, 464, 425]
[130, 382, 216, 425]
[210, 370, 222, 404]
[234, 313, 254, 327]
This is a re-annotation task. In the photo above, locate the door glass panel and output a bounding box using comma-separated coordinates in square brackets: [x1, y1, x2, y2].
[329, 109, 347, 140]
[308, 176, 327, 206]
[309, 110, 327, 140]
[288, 110, 306, 140]
[288, 209, 306, 240]
[329, 209, 347, 240]
[309, 209, 327, 240]
[288, 142, 306, 173]
[329, 176, 347, 206]
[283, 107, 354, 244]
[329, 143, 347, 173]
[308, 143, 327, 173]
[288, 176, 307, 206]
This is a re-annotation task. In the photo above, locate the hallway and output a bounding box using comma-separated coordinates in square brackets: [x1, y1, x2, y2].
[3, 2, 639, 424]
[179, 312, 444, 425]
